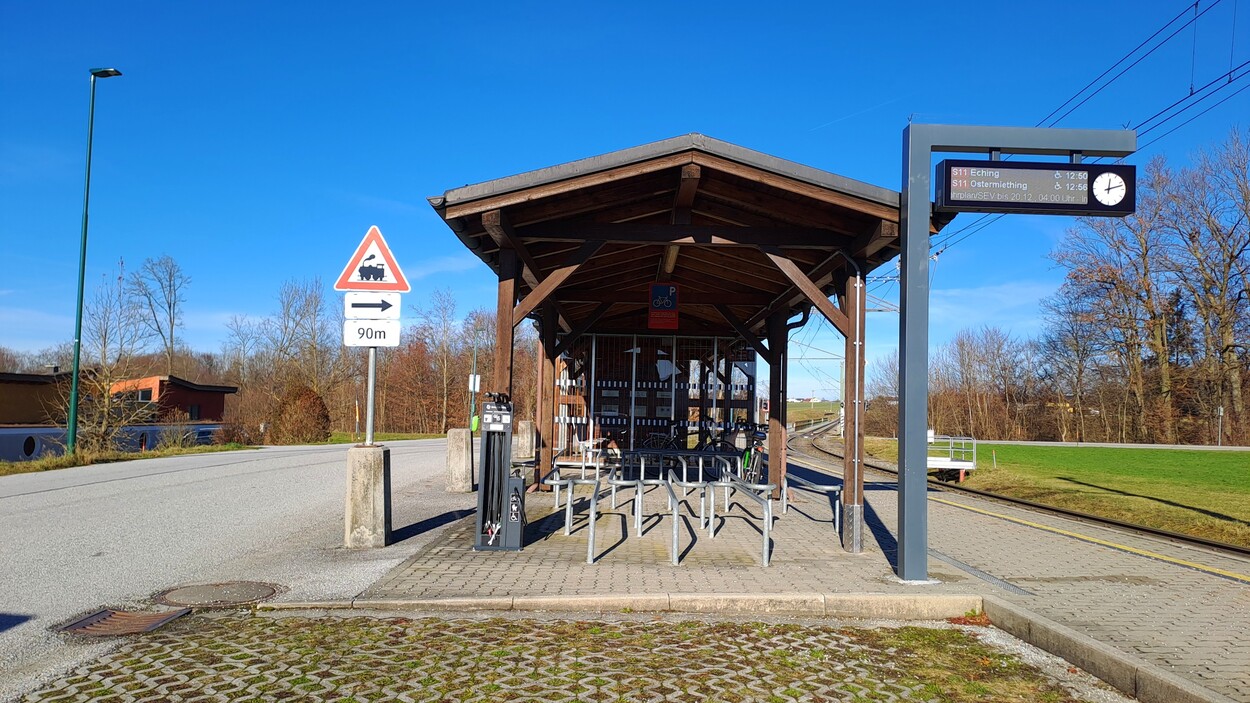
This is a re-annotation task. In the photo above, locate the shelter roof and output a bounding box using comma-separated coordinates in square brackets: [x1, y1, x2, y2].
[429, 133, 949, 337]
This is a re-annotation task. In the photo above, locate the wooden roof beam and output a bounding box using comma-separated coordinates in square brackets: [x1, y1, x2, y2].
[512, 240, 603, 326]
[660, 164, 701, 281]
[850, 220, 899, 260]
[482, 209, 572, 331]
[445, 153, 695, 220]
[755, 248, 849, 335]
[714, 304, 771, 363]
[553, 301, 612, 358]
[555, 289, 774, 305]
[515, 223, 844, 248]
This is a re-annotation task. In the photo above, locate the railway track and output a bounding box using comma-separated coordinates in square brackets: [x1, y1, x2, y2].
[786, 426, 1250, 563]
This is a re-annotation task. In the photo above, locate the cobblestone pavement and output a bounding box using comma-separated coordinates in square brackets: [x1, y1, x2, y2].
[364, 449, 1250, 702]
[20, 612, 1127, 702]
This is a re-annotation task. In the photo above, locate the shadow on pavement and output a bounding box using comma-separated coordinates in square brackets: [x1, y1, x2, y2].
[1058, 477, 1250, 526]
[0, 613, 33, 634]
[392, 509, 476, 543]
[863, 496, 899, 573]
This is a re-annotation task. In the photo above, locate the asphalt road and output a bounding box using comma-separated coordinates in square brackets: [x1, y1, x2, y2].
[0, 439, 470, 700]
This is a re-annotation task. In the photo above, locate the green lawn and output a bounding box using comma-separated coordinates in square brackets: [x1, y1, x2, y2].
[787, 401, 841, 424]
[324, 431, 442, 444]
[864, 439, 1250, 547]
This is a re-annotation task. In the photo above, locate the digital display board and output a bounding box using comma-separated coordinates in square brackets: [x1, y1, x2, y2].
[935, 159, 1135, 216]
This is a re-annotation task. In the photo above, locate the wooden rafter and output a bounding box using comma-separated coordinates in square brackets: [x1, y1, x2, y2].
[759, 246, 849, 335]
[743, 253, 845, 331]
[515, 223, 844, 248]
[482, 209, 572, 331]
[445, 153, 695, 220]
[698, 178, 867, 233]
[512, 240, 603, 326]
[553, 302, 612, 358]
[660, 164, 701, 281]
[692, 152, 899, 222]
[714, 304, 771, 363]
[849, 220, 900, 260]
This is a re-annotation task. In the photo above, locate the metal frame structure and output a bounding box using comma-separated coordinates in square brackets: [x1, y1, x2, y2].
[898, 124, 1136, 581]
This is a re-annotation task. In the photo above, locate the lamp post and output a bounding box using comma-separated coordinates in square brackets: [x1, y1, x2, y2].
[67, 67, 122, 455]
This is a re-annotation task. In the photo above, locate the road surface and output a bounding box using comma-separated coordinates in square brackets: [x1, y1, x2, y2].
[0, 439, 469, 700]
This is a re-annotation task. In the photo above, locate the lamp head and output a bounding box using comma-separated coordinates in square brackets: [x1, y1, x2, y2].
[89, 68, 122, 78]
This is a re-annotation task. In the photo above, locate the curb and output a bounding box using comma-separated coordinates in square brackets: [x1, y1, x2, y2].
[262, 592, 981, 620]
[982, 596, 1235, 703]
[261, 592, 1237, 703]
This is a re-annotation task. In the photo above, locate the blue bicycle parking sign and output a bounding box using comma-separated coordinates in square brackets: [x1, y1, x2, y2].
[649, 283, 678, 329]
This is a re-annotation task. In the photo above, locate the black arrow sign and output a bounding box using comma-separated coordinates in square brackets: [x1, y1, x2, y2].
[351, 299, 393, 312]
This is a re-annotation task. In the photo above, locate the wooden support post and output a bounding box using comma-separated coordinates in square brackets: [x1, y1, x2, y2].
[538, 301, 557, 487]
[494, 249, 517, 396]
[841, 264, 866, 552]
[767, 311, 788, 499]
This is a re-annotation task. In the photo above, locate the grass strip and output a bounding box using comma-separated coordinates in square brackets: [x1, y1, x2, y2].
[0, 443, 256, 477]
[861, 438, 1250, 547]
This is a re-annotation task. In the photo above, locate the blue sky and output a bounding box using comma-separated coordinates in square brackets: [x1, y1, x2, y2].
[2, 1, 1247, 397]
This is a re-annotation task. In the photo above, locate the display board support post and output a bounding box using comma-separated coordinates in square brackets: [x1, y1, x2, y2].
[899, 124, 1135, 583]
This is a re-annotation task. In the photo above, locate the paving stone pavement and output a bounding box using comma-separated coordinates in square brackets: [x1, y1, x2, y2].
[20, 612, 1127, 702]
[363, 451, 1250, 703]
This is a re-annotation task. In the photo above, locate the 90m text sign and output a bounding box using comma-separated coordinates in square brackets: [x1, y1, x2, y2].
[344, 319, 400, 347]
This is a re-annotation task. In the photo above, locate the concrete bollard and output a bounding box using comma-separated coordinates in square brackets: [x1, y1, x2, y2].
[447, 428, 474, 493]
[345, 445, 392, 548]
[514, 419, 535, 459]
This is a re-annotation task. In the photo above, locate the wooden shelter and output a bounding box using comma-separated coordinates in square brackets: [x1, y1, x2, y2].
[428, 133, 949, 552]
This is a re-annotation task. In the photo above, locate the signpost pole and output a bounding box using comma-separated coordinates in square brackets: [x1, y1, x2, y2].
[365, 346, 377, 446]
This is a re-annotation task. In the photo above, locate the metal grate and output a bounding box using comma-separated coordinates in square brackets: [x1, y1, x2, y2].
[61, 608, 190, 636]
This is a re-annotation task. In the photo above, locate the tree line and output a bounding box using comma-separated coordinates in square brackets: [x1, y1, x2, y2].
[865, 129, 1249, 446]
[4, 131, 1244, 449]
[1, 259, 537, 448]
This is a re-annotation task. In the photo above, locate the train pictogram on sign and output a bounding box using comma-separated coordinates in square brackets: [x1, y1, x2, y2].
[334, 226, 411, 292]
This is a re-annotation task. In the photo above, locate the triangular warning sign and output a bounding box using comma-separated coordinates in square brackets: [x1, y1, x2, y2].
[334, 226, 411, 292]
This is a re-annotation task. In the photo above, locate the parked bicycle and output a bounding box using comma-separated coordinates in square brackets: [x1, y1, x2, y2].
[640, 423, 685, 450]
[741, 425, 767, 483]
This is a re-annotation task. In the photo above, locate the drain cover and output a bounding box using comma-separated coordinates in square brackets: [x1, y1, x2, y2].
[62, 608, 190, 636]
[156, 581, 278, 608]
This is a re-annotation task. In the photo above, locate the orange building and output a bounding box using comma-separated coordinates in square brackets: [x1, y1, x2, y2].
[108, 376, 237, 422]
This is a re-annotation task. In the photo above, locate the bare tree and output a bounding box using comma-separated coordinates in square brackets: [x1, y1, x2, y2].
[67, 260, 156, 452]
[414, 288, 460, 433]
[128, 255, 190, 376]
[1158, 129, 1250, 444]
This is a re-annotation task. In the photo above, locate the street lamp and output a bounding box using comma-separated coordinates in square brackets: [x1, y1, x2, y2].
[67, 67, 122, 455]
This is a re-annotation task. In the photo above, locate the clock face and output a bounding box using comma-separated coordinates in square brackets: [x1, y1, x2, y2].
[1093, 172, 1127, 206]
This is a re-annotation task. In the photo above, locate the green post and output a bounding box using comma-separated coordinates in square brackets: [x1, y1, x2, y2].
[68, 67, 122, 455]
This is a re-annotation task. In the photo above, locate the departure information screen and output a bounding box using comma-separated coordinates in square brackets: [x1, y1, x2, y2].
[935, 160, 1135, 216]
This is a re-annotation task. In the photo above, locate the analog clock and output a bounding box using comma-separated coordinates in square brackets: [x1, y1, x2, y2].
[1093, 172, 1127, 206]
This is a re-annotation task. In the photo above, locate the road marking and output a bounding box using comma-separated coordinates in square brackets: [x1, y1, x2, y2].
[930, 497, 1250, 585]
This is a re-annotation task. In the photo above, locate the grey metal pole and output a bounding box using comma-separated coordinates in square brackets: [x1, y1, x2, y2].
[897, 123, 1136, 583]
[365, 346, 377, 445]
[898, 124, 932, 582]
